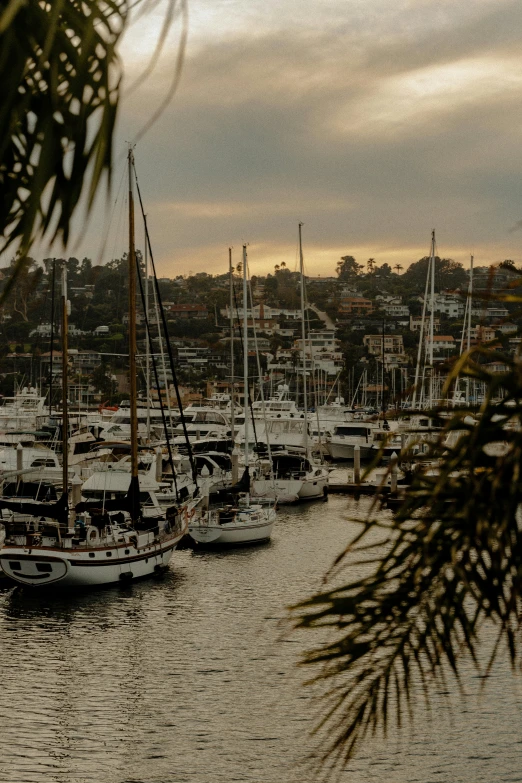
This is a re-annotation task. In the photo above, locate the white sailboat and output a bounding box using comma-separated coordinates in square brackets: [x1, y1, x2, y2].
[188, 245, 276, 545]
[411, 230, 437, 411]
[0, 149, 188, 587]
[295, 224, 329, 498]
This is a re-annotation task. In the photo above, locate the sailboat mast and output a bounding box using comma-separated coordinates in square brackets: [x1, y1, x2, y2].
[49, 258, 56, 416]
[412, 248, 432, 410]
[128, 148, 139, 507]
[298, 223, 309, 452]
[229, 247, 235, 440]
[242, 245, 249, 466]
[61, 261, 69, 500]
[145, 214, 151, 442]
[466, 253, 474, 404]
[428, 229, 436, 407]
[381, 317, 386, 416]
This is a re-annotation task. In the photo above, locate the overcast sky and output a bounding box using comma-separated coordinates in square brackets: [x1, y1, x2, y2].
[46, 0, 522, 276]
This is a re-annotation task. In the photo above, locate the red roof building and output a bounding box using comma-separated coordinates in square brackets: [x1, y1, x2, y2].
[167, 304, 208, 319]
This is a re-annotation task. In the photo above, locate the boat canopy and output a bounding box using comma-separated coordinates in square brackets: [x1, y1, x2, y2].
[0, 492, 68, 524]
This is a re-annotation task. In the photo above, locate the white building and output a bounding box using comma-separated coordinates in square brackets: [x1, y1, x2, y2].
[497, 323, 518, 335]
[221, 305, 302, 320]
[426, 293, 465, 319]
[471, 306, 510, 320]
[268, 330, 343, 376]
[29, 323, 53, 337]
[410, 315, 440, 332]
[293, 330, 339, 355]
[176, 346, 210, 369]
[29, 323, 90, 338]
[426, 335, 457, 360]
[470, 326, 496, 343]
[382, 303, 410, 317]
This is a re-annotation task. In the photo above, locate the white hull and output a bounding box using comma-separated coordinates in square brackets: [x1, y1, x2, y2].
[189, 507, 276, 545]
[297, 473, 329, 499]
[251, 477, 302, 504]
[0, 530, 185, 588]
[326, 441, 374, 460]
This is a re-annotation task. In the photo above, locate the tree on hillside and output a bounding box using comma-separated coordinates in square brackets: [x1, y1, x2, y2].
[337, 256, 364, 281]
[402, 256, 467, 294]
[2, 257, 42, 321]
[73, 257, 95, 286]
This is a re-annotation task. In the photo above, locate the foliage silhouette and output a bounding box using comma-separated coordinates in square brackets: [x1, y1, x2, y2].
[292, 344, 522, 772]
[0, 0, 185, 300]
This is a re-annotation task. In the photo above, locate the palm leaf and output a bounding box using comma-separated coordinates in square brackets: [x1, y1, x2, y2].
[0, 0, 184, 299]
[292, 346, 522, 772]
[0, 0, 127, 260]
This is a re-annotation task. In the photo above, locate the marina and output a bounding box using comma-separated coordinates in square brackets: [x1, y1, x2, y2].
[2, 2, 522, 779]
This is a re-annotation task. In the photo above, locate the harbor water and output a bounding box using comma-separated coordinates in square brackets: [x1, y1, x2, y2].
[0, 495, 521, 783]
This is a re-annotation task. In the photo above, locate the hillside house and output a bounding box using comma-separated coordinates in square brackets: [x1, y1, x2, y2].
[427, 335, 457, 359]
[410, 315, 440, 332]
[426, 293, 465, 319]
[363, 334, 406, 368]
[470, 325, 496, 343]
[167, 304, 209, 320]
[339, 296, 373, 316]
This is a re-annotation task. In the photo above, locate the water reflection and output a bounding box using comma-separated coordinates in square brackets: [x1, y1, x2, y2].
[0, 496, 521, 783]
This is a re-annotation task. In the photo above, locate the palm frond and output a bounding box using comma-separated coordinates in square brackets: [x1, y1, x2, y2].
[0, 0, 127, 258]
[0, 0, 184, 299]
[292, 348, 522, 772]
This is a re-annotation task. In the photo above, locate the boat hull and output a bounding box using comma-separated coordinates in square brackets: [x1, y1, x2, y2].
[189, 508, 276, 546]
[251, 477, 302, 504]
[326, 441, 374, 460]
[297, 473, 329, 500]
[0, 535, 182, 588]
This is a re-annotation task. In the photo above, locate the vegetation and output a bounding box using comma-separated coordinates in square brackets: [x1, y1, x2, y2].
[0, 0, 185, 303]
[0, 0, 125, 262]
[292, 338, 522, 772]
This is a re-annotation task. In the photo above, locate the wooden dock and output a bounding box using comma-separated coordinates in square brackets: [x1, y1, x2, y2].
[328, 480, 408, 510]
[329, 482, 381, 495]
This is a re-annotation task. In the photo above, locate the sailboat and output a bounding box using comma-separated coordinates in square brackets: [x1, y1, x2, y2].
[188, 245, 276, 545]
[293, 223, 329, 499]
[453, 254, 474, 406]
[0, 148, 188, 587]
[411, 230, 438, 411]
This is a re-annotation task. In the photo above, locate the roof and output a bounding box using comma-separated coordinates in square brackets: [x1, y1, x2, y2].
[168, 304, 208, 311]
[364, 334, 402, 339]
[431, 335, 456, 341]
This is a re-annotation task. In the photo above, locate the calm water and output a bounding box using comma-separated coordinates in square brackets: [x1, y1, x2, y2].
[0, 495, 521, 783]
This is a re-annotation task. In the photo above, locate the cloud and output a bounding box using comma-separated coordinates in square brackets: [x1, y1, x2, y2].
[508, 219, 522, 234]
[29, 0, 522, 277]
